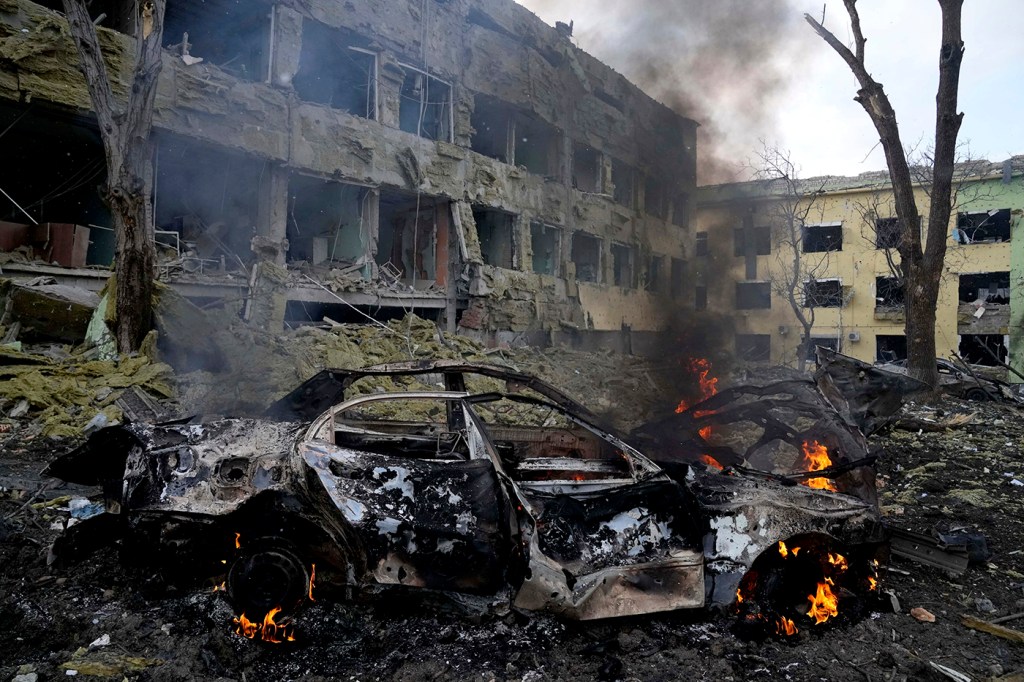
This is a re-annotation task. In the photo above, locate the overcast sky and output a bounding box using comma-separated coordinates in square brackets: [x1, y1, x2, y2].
[516, 0, 1024, 182]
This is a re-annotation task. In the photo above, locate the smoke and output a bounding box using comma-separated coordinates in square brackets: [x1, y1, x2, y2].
[519, 0, 812, 184]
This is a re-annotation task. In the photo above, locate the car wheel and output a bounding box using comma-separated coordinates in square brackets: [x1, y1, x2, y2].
[964, 387, 990, 401]
[227, 537, 310, 618]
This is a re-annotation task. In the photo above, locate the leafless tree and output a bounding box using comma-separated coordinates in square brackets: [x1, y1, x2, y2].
[806, 0, 965, 389]
[752, 144, 831, 372]
[61, 0, 166, 352]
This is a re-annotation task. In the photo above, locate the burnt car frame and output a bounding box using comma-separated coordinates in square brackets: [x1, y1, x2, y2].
[48, 361, 886, 627]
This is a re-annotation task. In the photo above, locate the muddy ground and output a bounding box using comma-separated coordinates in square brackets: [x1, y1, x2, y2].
[2, 388, 1024, 681]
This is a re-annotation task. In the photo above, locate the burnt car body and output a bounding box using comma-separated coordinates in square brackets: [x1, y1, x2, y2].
[877, 357, 1020, 403]
[47, 361, 886, 624]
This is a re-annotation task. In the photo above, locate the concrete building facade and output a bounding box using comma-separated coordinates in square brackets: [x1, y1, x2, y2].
[695, 158, 1024, 376]
[0, 0, 696, 349]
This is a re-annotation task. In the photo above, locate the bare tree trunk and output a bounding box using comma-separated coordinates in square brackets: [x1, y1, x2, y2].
[61, 0, 165, 353]
[805, 0, 964, 390]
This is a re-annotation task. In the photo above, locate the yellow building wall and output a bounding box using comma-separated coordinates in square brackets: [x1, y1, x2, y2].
[696, 183, 1011, 366]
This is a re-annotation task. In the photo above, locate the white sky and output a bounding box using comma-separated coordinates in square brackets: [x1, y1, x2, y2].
[516, 0, 1024, 181]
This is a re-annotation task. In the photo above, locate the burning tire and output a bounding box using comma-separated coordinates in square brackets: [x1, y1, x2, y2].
[227, 537, 310, 622]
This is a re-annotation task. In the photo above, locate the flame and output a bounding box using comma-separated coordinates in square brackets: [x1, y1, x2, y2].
[735, 587, 744, 604]
[778, 541, 789, 558]
[807, 580, 839, 624]
[828, 552, 848, 572]
[675, 358, 719, 414]
[308, 564, 316, 602]
[233, 607, 296, 643]
[700, 454, 724, 470]
[234, 532, 241, 549]
[212, 581, 226, 592]
[868, 576, 878, 591]
[800, 440, 837, 491]
[775, 616, 799, 636]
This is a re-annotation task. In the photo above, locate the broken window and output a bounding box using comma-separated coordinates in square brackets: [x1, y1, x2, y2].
[155, 136, 265, 271]
[514, 115, 561, 177]
[530, 222, 561, 276]
[804, 279, 842, 308]
[163, 0, 271, 82]
[955, 209, 1011, 244]
[376, 190, 450, 286]
[285, 300, 412, 327]
[959, 272, 1010, 304]
[472, 207, 516, 269]
[804, 336, 840, 362]
[645, 255, 663, 292]
[470, 95, 512, 163]
[802, 222, 843, 253]
[736, 282, 771, 310]
[959, 334, 1008, 366]
[287, 175, 370, 269]
[293, 21, 376, 118]
[733, 226, 771, 257]
[611, 158, 635, 207]
[670, 258, 686, 297]
[399, 67, 452, 142]
[875, 335, 907, 363]
[875, 217, 901, 249]
[671, 193, 689, 228]
[875, 276, 904, 308]
[611, 243, 634, 288]
[36, 0, 135, 32]
[695, 232, 709, 257]
[644, 175, 668, 220]
[571, 232, 601, 283]
[735, 334, 771, 363]
[572, 142, 601, 193]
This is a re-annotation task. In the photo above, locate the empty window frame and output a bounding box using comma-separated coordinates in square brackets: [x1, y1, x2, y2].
[293, 21, 376, 118]
[571, 232, 602, 283]
[611, 243, 634, 287]
[670, 258, 686, 297]
[875, 276, 904, 308]
[735, 282, 771, 309]
[875, 217, 901, 249]
[956, 209, 1011, 244]
[514, 116, 561, 177]
[695, 232, 709, 257]
[164, 1, 270, 82]
[959, 272, 1010, 303]
[804, 336, 840, 362]
[959, 334, 1008, 366]
[875, 335, 907, 363]
[472, 207, 516, 269]
[735, 334, 771, 363]
[644, 175, 668, 220]
[645, 255, 663, 292]
[572, 142, 601, 193]
[287, 175, 370, 267]
[530, 222, 561, 276]
[733, 226, 771, 257]
[36, 0, 135, 32]
[376, 189, 450, 286]
[399, 66, 453, 142]
[471, 95, 512, 163]
[611, 158, 635, 207]
[804, 279, 842, 307]
[672, 193, 689, 228]
[803, 222, 843, 253]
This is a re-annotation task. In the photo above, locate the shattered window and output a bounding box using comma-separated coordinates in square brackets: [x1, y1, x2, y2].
[644, 175, 668, 220]
[294, 21, 376, 119]
[735, 282, 771, 310]
[670, 258, 686, 297]
[803, 279, 842, 308]
[611, 158, 636, 207]
[733, 226, 771, 257]
[671, 193, 689, 228]
[804, 336, 840, 362]
[514, 115, 562, 177]
[959, 272, 1010, 304]
[645, 256, 663, 292]
[471, 94, 512, 163]
[572, 142, 601, 193]
[571, 232, 602, 283]
[399, 67, 453, 142]
[875, 276, 904, 308]
[956, 209, 1011, 244]
[735, 334, 771, 363]
[875, 335, 907, 363]
[611, 243, 634, 287]
[695, 232, 709, 257]
[875, 217, 901, 249]
[164, 0, 271, 82]
[802, 222, 843, 253]
[473, 207, 516, 269]
[530, 223, 561, 276]
[959, 334, 1008, 366]
[328, 395, 473, 461]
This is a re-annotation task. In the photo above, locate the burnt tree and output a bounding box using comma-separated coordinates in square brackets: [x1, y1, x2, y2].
[806, 0, 964, 389]
[61, 0, 165, 352]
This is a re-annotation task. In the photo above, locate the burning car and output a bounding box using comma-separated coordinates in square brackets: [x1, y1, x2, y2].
[46, 361, 886, 639]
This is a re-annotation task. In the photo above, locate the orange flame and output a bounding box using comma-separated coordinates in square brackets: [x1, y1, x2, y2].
[775, 616, 799, 636]
[735, 587, 744, 604]
[807, 580, 839, 624]
[800, 440, 837, 491]
[699, 454, 724, 470]
[308, 564, 316, 602]
[233, 607, 296, 643]
[868, 576, 878, 591]
[778, 541, 789, 558]
[234, 532, 241, 549]
[828, 552, 849, 572]
[212, 581, 226, 592]
[675, 358, 718, 414]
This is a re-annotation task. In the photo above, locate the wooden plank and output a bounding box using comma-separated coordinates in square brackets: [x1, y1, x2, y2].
[962, 615, 1024, 644]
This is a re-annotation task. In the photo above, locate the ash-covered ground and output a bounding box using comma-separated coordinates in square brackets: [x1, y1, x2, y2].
[3, 334, 1024, 681]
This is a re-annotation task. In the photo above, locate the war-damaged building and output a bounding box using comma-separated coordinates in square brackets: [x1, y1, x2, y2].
[0, 0, 697, 350]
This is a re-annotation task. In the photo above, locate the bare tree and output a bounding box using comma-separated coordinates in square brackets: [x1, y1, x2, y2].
[61, 0, 166, 352]
[806, 0, 964, 389]
[752, 144, 830, 372]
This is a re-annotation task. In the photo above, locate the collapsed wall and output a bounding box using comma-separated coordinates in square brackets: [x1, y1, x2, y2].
[0, 0, 699, 352]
